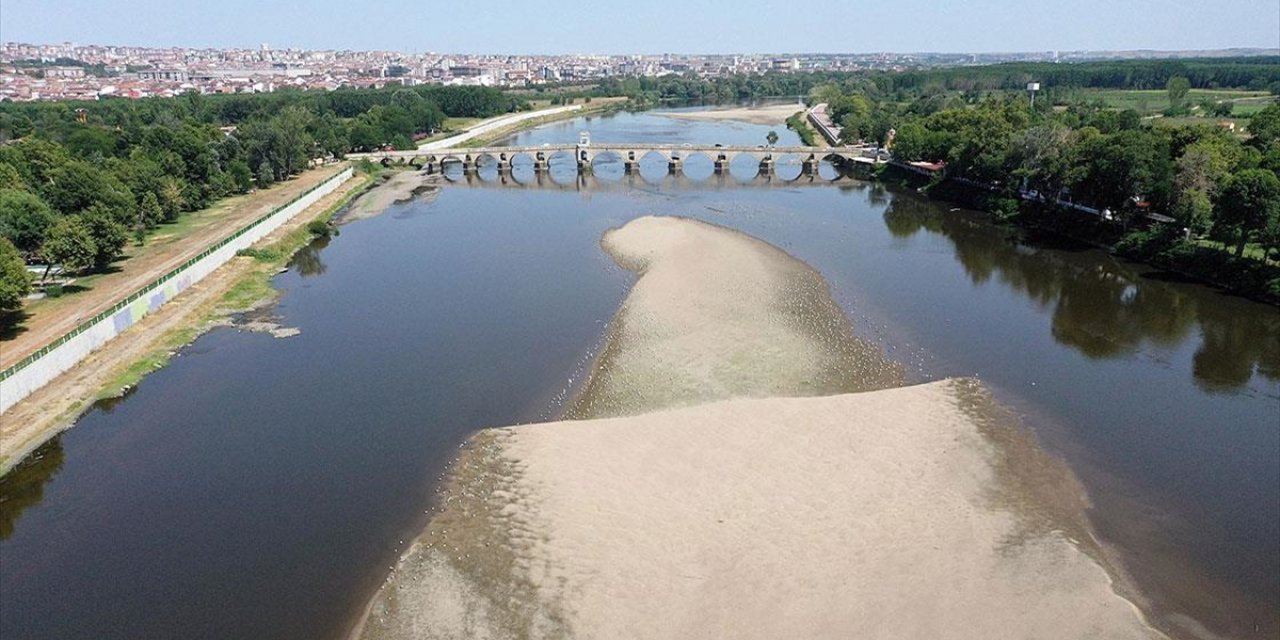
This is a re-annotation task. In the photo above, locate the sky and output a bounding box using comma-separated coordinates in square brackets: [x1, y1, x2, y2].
[1, 0, 1277, 55]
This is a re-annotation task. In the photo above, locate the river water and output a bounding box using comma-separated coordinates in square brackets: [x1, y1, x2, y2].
[1, 109, 1276, 640]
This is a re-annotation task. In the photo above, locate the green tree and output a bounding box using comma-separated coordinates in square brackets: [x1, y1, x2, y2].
[0, 189, 56, 257]
[0, 162, 26, 191]
[1216, 168, 1280, 257]
[138, 191, 163, 229]
[0, 237, 31, 313]
[40, 160, 134, 217]
[157, 177, 187, 221]
[766, 130, 779, 146]
[1172, 188, 1215, 236]
[41, 217, 97, 278]
[80, 204, 129, 267]
[1166, 76, 1191, 110]
[1248, 103, 1280, 143]
[1008, 123, 1082, 197]
[227, 161, 254, 193]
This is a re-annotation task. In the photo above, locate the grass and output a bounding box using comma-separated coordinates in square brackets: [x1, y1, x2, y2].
[1073, 88, 1275, 116]
[786, 111, 818, 146]
[1193, 237, 1273, 262]
[18, 167, 344, 321]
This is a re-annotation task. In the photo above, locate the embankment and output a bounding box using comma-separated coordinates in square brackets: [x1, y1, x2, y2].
[0, 167, 366, 474]
[354, 217, 1163, 640]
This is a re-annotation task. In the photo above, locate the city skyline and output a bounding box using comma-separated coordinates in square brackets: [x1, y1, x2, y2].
[2, 0, 1277, 55]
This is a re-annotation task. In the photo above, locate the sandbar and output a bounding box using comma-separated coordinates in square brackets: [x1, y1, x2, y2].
[354, 216, 1163, 640]
[662, 103, 804, 126]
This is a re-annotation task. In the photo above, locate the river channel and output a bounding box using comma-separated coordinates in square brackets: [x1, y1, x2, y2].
[1, 108, 1276, 640]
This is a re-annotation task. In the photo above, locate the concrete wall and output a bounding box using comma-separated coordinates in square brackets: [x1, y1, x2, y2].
[0, 166, 354, 415]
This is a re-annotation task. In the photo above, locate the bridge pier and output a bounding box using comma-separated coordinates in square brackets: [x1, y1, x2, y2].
[462, 155, 478, 175]
[422, 162, 436, 174]
[533, 152, 549, 173]
[759, 157, 774, 176]
[668, 155, 683, 174]
[497, 153, 511, 174]
[714, 156, 730, 174]
[801, 154, 819, 176]
[624, 152, 642, 174]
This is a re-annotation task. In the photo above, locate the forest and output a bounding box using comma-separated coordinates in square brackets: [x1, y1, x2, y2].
[0, 85, 523, 312]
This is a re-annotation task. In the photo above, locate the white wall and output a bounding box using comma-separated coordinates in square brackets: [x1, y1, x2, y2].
[0, 167, 354, 415]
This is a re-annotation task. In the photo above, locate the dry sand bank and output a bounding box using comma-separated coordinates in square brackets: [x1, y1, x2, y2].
[338, 171, 440, 225]
[358, 383, 1161, 640]
[354, 216, 1162, 640]
[662, 103, 803, 126]
[568, 216, 903, 418]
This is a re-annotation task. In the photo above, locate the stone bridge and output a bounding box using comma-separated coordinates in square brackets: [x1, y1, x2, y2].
[348, 133, 884, 178]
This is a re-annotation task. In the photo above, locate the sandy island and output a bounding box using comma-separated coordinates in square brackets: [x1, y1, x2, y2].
[354, 217, 1163, 640]
[661, 103, 804, 126]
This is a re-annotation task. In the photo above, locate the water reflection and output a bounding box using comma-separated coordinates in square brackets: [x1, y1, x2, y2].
[0, 438, 63, 540]
[289, 237, 330, 278]
[882, 195, 1280, 391]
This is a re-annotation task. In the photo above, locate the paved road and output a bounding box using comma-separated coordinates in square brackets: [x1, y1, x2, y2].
[418, 105, 583, 150]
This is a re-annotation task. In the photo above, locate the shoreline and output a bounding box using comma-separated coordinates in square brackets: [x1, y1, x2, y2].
[455, 97, 630, 148]
[659, 102, 803, 126]
[354, 217, 1166, 640]
[0, 170, 377, 476]
[356, 383, 1167, 640]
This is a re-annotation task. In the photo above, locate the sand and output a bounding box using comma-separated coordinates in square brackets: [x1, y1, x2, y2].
[662, 103, 804, 126]
[338, 171, 440, 225]
[567, 216, 903, 418]
[354, 216, 1163, 640]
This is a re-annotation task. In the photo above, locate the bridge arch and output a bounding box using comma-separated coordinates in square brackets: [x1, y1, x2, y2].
[588, 150, 627, 181]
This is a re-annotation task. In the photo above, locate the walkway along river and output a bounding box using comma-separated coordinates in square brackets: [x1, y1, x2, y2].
[0, 108, 1275, 640]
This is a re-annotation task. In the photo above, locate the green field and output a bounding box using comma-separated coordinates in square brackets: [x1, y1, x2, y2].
[1072, 88, 1275, 116]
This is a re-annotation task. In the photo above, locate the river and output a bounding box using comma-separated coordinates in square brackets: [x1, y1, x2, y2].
[1, 108, 1276, 640]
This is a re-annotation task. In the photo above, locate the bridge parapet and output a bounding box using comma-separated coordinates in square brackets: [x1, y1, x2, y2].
[350, 141, 882, 178]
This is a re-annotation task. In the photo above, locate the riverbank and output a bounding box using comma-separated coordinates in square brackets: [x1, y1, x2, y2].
[418, 104, 584, 150]
[355, 216, 1163, 640]
[885, 166, 1280, 305]
[337, 170, 441, 225]
[785, 110, 819, 146]
[454, 97, 629, 148]
[0, 169, 375, 475]
[660, 102, 802, 126]
[0, 164, 352, 370]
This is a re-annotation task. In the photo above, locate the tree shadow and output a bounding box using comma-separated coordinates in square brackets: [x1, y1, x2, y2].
[0, 437, 64, 540]
[0, 309, 31, 341]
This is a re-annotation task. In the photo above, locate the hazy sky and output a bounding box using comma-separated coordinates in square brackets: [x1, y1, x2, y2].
[1, 0, 1277, 54]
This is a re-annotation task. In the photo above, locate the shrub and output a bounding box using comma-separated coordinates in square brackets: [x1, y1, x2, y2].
[306, 220, 333, 237]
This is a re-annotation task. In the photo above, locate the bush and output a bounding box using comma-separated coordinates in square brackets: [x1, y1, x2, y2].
[306, 220, 333, 237]
[235, 247, 283, 261]
[990, 197, 1021, 223]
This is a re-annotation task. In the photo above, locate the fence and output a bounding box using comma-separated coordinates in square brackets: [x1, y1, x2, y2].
[0, 166, 355, 414]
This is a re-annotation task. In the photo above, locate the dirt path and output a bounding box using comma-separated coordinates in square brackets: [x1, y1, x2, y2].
[0, 164, 348, 370]
[0, 173, 365, 473]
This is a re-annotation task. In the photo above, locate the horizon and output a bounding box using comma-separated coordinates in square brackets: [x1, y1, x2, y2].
[3, 40, 1280, 59]
[1, 0, 1277, 55]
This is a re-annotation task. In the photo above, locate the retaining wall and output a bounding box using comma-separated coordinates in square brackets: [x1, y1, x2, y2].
[0, 166, 354, 414]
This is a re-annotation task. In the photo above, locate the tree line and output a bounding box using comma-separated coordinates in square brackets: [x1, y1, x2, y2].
[0, 84, 524, 314]
[810, 76, 1279, 297]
